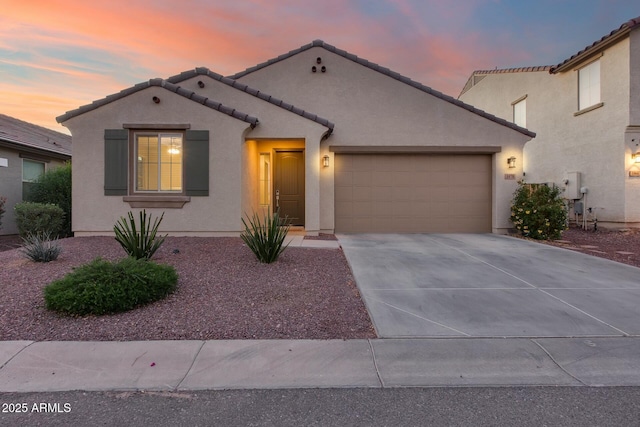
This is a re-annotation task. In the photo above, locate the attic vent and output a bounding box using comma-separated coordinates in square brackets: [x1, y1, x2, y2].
[197, 81, 205, 88]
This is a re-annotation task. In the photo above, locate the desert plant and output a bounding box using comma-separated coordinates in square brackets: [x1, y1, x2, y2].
[241, 209, 290, 263]
[20, 232, 62, 262]
[511, 181, 567, 240]
[44, 257, 178, 315]
[26, 162, 72, 237]
[14, 202, 65, 238]
[0, 196, 6, 229]
[114, 210, 167, 260]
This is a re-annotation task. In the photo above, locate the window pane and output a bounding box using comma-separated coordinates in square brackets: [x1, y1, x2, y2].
[259, 153, 271, 206]
[136, 133, 182, 192]
[23, 159, 45, 182]
[513, 99, 526, 128]
[579, 60, 600, 110]
[160, 135, 182, 191]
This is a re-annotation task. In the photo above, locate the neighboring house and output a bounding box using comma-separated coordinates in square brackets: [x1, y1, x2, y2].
[459, 16, 640, 228]
[57, 40, 533, 236]
[0, 114, 72, 235]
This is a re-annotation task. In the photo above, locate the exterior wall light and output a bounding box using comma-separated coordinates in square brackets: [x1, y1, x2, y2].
[633, 153, 640, 163]
[507, 156, 516, 168]
[322, 155, 330, 168]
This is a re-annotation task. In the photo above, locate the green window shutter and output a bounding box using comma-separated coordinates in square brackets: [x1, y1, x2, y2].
[184, 130, 209, 196]
[104, 129, 129, 195]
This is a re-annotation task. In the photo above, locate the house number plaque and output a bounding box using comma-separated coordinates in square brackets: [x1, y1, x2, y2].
[504, 174, 516, 180]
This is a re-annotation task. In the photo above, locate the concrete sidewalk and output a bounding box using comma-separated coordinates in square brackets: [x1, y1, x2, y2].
[2, 337, 640, 392]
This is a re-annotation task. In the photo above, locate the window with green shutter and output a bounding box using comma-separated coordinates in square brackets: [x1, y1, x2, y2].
[104, 128, 209, 205]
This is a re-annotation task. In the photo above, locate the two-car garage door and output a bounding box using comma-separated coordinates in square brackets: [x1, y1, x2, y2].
[334, 153, 492, 233]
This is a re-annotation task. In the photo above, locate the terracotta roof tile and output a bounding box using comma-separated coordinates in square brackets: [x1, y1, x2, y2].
[57, 80, 258, 128]
[229, 40, 534, 138]
[0, 114, 71, 157]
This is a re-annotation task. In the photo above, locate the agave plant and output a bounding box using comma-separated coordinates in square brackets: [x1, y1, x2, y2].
[114, 210, 166, 260]
[241, 209, 290, 263]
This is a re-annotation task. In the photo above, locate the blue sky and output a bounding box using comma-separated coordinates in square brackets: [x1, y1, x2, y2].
[1, 0, 637, 133]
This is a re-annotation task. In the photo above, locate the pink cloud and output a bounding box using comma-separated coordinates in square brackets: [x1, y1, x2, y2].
[0, 0, 532, 131]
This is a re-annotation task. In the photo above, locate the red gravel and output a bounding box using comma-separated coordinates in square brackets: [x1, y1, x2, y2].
[519, 226, 640, 268]
[0, 237, 376, 341]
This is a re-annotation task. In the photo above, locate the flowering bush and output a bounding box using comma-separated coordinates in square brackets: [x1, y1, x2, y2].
[511, 181, 567, 240]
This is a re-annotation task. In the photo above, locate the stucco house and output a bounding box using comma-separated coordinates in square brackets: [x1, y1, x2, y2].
[459, 17, 640, 229]
[57, 40, 533, 236]
[0, 114, 71, 235]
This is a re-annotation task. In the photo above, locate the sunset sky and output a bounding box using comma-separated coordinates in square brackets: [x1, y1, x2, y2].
[1, 0, 638, 134]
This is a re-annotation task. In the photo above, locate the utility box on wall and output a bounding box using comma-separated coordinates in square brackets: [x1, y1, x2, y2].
[566, 171, 582, 200]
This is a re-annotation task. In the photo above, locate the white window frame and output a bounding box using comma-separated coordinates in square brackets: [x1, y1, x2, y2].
[512, 95, 527, 128]
[134, 132, 184, 193]
[578, 59, 600, 111]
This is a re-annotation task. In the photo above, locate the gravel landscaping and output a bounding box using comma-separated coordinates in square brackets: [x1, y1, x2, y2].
[0, 237, 375, 341]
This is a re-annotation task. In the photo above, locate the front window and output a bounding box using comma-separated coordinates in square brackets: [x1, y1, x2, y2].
[259, 152, 271, 206]
[135, 133, 183, 192]
[578, 59, 600, 110]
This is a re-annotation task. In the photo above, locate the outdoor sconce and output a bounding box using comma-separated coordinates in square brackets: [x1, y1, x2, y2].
[322, 155, 330, 168]
[152, 96, 160, 104]
[633, 140, 640, 163]
[507, 156, 516, 168]
[197, 80, 205, 88]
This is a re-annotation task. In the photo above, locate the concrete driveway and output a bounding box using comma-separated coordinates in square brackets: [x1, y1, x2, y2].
[338, 234, 640, 338]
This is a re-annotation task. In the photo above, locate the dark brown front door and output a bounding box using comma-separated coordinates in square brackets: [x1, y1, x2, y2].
[274, 150, 305, 225]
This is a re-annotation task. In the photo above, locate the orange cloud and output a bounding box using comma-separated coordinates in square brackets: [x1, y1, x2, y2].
[0, 0, 530, 132]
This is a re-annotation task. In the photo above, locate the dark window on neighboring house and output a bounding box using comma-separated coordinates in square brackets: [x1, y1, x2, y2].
[22, 158, 45, 199]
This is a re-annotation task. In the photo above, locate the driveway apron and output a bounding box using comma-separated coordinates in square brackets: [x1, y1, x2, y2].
[338, 234, 640, 338]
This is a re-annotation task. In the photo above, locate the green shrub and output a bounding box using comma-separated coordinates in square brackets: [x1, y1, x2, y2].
[511, 181, 567, 240]
[20, 232, 62, 262]
[241, 210, 290, 263]
[114, 210, 167, 260]
[26, 163, 72, 237]
[44, 257, 178, 316]
[0, 196, 6, 230]
[14, 202, 65, 238]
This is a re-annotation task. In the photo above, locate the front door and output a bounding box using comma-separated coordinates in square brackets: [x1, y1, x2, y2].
[274, 150, 305, 226]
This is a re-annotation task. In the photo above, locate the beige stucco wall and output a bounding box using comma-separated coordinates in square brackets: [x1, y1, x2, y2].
[460, 37, 634, 226]
[173, 76, 329, 233]
[236, 47, 531, 233]
[64, 86, 254, 236]
[0, 147, 67, 235]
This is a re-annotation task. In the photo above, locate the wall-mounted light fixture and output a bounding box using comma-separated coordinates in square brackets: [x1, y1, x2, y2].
[322, 155, 330, 168]
[197, 80, 205, 88]
[507, 156, 516, 168]
[633, 139, 640, 163]
[152, 96, 160, 104]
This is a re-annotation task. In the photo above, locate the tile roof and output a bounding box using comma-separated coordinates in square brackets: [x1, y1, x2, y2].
[167, 68, 334, 134]
[459, 66, 552, 97]
[56, 79, 259, 127]
[229, 40, 535, 138]
[0, 114, 71, 158]
[551, 16, 640, 73]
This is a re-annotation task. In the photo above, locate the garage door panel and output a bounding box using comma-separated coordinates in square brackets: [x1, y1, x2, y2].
[335, 154, 491, 233]
[335, 186, 353, 202]
[371, 171, 394, 187]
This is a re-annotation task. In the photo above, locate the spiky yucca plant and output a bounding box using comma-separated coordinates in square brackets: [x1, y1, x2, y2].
[241, 210, 290, 263]
[113, 210, 166, 260]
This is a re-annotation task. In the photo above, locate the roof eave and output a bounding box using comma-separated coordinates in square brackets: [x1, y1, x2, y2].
[551, 27, 631, 73]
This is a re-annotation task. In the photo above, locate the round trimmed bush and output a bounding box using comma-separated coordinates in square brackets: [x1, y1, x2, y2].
[44, 257, 178, 315]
